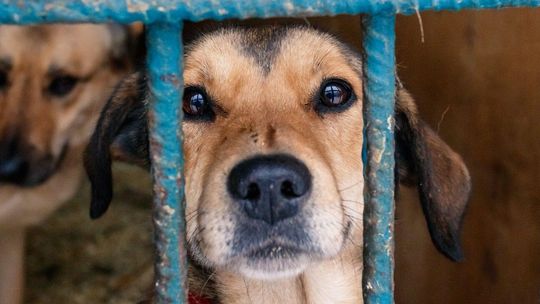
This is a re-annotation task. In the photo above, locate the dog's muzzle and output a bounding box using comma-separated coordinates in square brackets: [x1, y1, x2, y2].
[0, 138, 66, 187]
[223, 153, 320, 274]
[227, 154, 312, 225]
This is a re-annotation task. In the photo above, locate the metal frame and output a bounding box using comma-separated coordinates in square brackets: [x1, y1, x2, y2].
[1, 0, 539, 303]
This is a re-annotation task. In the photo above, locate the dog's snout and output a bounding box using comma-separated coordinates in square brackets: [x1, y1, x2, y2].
[0, 153, 28, 185]
[0, 139, 56, 186]
[228, 154, 312, 225]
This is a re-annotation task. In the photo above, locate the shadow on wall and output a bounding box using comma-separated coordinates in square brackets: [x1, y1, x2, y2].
[395, 8, 540, 304]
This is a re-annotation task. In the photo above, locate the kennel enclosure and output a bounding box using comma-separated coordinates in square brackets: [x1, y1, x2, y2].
[1, 0, 539, 303]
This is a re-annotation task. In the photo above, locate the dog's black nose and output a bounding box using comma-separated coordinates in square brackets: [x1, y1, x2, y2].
[0, 139, 30, 185]
[0, 155, 28, 184]
[227, 154, 312, 225]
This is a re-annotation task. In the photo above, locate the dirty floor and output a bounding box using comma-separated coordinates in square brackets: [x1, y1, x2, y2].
[26, 164, 154, 304]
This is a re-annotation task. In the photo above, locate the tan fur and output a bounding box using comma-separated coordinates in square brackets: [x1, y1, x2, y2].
[182, 28, 365, 303]
[211, 245, 363, 304]
[0, 24, 132, 304]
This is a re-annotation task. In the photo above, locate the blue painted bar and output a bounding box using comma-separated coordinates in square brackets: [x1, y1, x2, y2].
[362, 14, 396, 304]
[0, 0, 539, 24]
[146, 22, 187, 304]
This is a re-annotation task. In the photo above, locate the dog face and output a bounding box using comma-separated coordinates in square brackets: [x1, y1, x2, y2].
[0, 24, 131, 186]
[85, 27, 471, 281]
[179, 28, 366, 279]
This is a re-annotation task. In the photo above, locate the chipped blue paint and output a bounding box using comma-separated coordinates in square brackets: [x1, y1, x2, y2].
[0, 0, 540, 24]
[362, 14, 396, 304]
[146, 22, 187, 304]
[1, 1, 539, 304]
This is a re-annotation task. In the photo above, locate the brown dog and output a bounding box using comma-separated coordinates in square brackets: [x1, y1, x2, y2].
[85, 26, 471, 303]
[0, 24, 136, 304]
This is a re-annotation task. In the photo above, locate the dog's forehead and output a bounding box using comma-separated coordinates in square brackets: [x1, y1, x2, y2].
[239, 27, 289, 75]
[0, 24, 115, 75]
[184, 27, 362, 108]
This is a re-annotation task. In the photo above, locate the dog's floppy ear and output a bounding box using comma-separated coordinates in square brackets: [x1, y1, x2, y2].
[395, 88, 471, 261]
[84, 72, 149, 219]
[106, 23, 145, 70]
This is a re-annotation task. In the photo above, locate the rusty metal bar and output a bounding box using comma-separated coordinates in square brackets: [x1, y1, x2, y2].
[146, 22, 187, 304]
[0, 0, 540, 24]
[362, 13, 397, 304]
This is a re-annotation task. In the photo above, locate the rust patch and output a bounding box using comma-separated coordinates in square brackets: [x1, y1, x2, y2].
[160, 74, 181, 86]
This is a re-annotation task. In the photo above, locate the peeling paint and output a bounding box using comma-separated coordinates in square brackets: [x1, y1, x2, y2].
[284, 1, 295, 13]
[146, 23, 187, 303]
[371, 134, 386, 164]
[1, 0, 539, 24]
[162, 205, 176, 215]
[362, 14, 396, 304]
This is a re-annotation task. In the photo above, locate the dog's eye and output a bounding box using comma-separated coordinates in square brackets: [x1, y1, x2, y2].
[184, 91, 205, 114]
[48, 75, 79, 97]
[182, 87, 215, 121]
[321, 81, 352, 106]
[316, 79, 355, 113]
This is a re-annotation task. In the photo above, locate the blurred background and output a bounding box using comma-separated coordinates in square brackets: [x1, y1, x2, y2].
[22, 9, 540, 303]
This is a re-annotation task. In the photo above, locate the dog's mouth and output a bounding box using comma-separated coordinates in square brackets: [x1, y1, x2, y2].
[220, 217, 330, 280]
[246, 242, 303, 260]
[232, 240, 312, 280]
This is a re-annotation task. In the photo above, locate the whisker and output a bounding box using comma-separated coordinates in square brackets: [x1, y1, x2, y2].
[198, 269, 217, 297]
[185, 210, 199, 225]
[338, 179, 364, 193]
[243, 278, 254, 304]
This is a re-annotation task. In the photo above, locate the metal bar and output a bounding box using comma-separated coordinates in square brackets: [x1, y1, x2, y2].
[146, 22, 187, 304]
[0, 0, 540, 24]
[362, 14, 396, 304]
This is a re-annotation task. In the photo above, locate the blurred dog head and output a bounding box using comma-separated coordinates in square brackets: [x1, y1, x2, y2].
[0, 24, 135, 186]
[85, 27, 471, 281]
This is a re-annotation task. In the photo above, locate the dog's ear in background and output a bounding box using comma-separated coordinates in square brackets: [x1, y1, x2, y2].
[106, 23, 146, 72]
[395, 88, 471, 262]
[84, 72, 149, 219]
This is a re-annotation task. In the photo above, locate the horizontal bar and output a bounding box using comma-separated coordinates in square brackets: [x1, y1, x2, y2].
[362, 13, 396, 304]
[0, 0, 539, 24]
[146, 22, 187, 304]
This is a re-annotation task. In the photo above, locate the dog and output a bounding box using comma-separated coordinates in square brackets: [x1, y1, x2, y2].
[85, 26, 471, 303]
[0, 24, 137, 304]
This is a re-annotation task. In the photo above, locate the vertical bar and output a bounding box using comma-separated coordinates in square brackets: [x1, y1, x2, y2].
[362, 13, 397, 304]
[146, 22, 187, 304]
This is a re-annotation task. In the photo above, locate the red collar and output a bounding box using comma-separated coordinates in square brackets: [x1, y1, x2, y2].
[189, 292, 212, 304]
